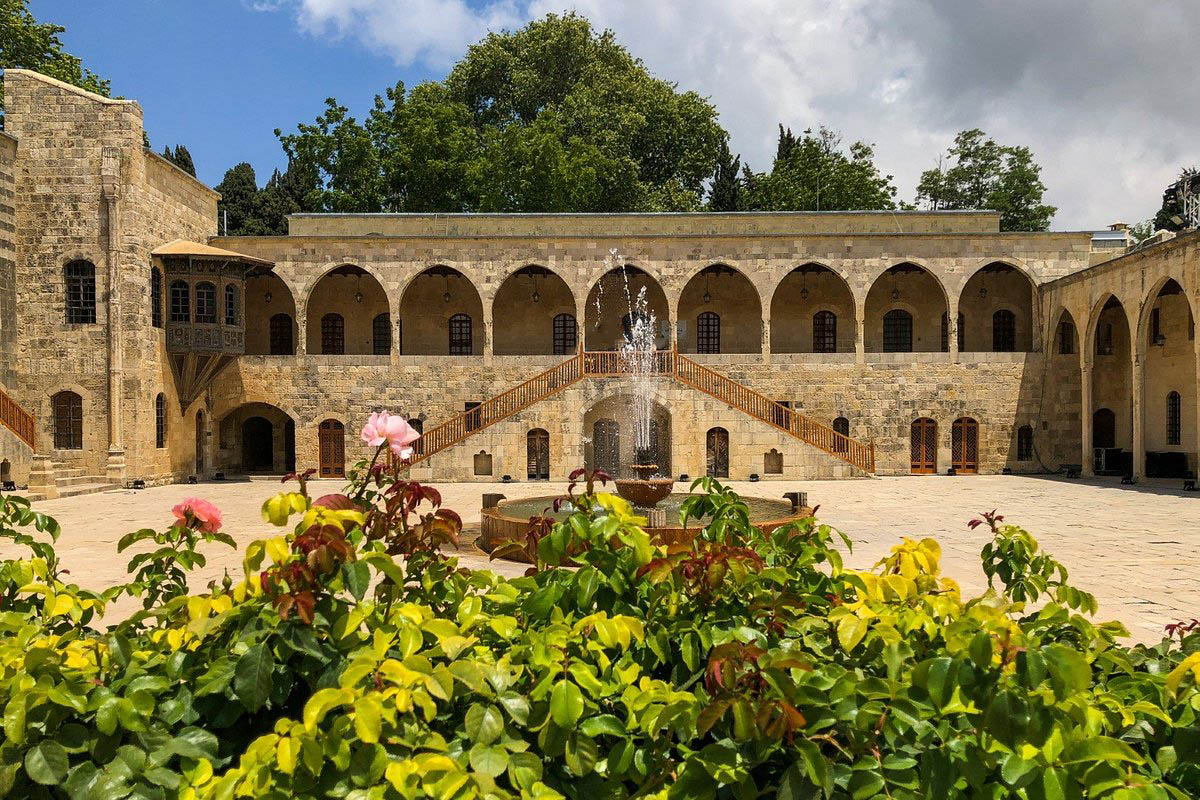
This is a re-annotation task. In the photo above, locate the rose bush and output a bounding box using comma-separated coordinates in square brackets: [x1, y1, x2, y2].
[0, 435, 1197, 798]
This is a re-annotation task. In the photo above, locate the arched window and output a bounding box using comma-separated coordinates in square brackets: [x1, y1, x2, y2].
[170, 281, 190, 322]
[813, 310, 837, 353]
[151, 267, 163, 328]
[1095, 323, 1114, 356]
[697, 311, 721, 354]
[1167, 391, 1182, 446]
[373, 313, 391, 355]
[224, 284, 239, 326]
[52, 391, 83, 450]
[553, 313, 577, 355]
[269, 313, 294, 355]
[1017, 425, 1033, 461]
[64, 261, 96, 324]
[940, 312, 965, 352]
[832, 416, 850, 453]
[883, 310, 913, 353]
[321, 313, 344, 354]
[992, 309, 1016, 352]
[155, 393, 166, 449]
[195, 282, 217, 324]
[449, 313, 472, 355]
[1058, 319, 1075, 354]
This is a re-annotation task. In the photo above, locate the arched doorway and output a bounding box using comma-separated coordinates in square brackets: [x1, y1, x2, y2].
[1139, 279, 1196, 477]
[865, 264, 949, 353]
[959, 263, 1036, 352]
[592, 419, 620, 477]
[527, 428, 550, 481]
[770, 263, 856, 353]
[306, 265, 390, 356]
[678, 265, 761, 354]
[493, 266, 576, 355]
[910, 418, 937, 474]
[706, 427, 729, 478]
[399, 266, 485, 355]
[241, 417, 274, 472]
[952, 417, 979, 474]
[584, 266, 669, 351]
[318, 419, 345, 478]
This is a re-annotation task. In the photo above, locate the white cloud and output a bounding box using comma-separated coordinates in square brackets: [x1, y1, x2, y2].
[260, 0, 1200, 228]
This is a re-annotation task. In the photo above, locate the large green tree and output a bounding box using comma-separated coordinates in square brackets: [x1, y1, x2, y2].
[215, 162, 303, 236]
[741, 126, 900, 211]
[275, 13, 727, 214]
[916, 128, 1056, 231]
[0, 0, 109, 119]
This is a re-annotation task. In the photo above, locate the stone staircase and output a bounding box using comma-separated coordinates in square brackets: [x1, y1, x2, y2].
[25, 464, 119, 502]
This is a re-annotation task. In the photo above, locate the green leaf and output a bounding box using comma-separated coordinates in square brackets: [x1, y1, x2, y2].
[564, 732, 598, 777]
[1043, 645, 1089, 700]
[836, 615, 869, 653]
[343, 561, 370, 601]
[25, 741, 69, 785]
[507, 751, 543, 791]
[1060, 736, 1144, 765]
[550, 680, 584, 728]
[579, 714, 625, 738]
[465, 704, 504, 745]
[354, 696, 382, 743]
[234, 644, 274, 711]
[3, 696, 26, 745]
[468, 743, 508, 777]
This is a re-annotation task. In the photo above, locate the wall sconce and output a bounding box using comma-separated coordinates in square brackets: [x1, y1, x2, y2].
[979, 287, 988, 298]
[532, 289, 540, 303]
[799, 287, 809, 300]
[1153, 333, 1166, 346]
[354, 290, 364, 303]
[891, 288, 900, 300]
[264, 291, 273, 304]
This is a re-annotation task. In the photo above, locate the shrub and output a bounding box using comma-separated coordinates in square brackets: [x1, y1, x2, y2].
[0, 454, 1197, 799]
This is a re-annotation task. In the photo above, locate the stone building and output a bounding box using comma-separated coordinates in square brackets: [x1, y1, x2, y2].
[0, 69, 1195, 497]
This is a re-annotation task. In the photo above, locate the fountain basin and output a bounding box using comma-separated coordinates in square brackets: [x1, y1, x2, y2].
[479, 493, 814, 560]
[613, 477, 674, 508]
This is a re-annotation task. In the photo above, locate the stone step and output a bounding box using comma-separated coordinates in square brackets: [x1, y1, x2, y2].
[51, 467, 85, 478]
[55, 482, 118, 499]
[55, 473, 106, 487]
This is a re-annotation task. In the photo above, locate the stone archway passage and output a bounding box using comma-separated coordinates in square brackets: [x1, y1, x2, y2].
[241, 416, 274, 472]
[911, 418, 937, 474]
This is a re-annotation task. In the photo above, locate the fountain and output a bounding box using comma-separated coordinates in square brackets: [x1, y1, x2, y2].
[479, 248, 813, 559]
[609, 272, 674, 509]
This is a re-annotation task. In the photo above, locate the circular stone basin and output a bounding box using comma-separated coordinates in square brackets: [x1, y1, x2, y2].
[479, 493, 812, 559]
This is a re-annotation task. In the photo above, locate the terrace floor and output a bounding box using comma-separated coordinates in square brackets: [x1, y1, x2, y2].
[12, 474, 1198, 643]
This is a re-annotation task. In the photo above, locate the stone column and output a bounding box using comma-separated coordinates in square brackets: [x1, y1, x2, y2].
[482, 305, 493, 366]
[1131, 347, 1145, 479]
[295, 309, 307, 356]
[1195, 335, 1200, 465]
[761, 316, 771, 363]
[947, 294, 960, 362]
[575, 296, 587, 353]
[1080, 359, 1094, 476]
[854, 296, 866, 364]
[101, 147, 125, 485]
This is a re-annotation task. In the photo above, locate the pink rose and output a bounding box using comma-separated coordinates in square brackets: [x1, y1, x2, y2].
[360, 411, 421, 460]
[172, 497, 223, 534]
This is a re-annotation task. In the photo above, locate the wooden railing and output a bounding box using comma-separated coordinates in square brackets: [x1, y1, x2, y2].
[0, 388, 35, 449]
[407, 353, 585, 467]
[403, 348, 874, 474]
[675, 353, 875, 473]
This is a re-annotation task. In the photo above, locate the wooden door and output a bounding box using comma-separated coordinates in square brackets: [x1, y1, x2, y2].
[910, 418, 937, 474]
[952, 417, 978, 474]
[706, 427, 729, 478]
[527, 428, 550, 481]
[592, 419, 620, 477]
[318, 419, 345, 478]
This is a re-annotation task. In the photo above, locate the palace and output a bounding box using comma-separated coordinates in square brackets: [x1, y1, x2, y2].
[0, 70, 1196, 497]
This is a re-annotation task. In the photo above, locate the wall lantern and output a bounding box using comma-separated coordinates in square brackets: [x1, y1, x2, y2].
[891, 288, 900, 300]
[264, 291, 273, 304]
[979, 286, 988, 298]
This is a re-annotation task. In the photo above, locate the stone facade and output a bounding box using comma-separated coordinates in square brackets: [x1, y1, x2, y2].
[0, 69, 1196, 489]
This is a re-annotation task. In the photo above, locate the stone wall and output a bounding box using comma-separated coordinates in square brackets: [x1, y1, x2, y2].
[2, 69, 217, 485]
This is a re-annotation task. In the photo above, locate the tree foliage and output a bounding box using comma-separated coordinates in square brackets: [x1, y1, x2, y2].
[741, 126, 901, 211]
[273, 13, 726, 215]
[0, 0, 109, 120]
[0, 447, 1198, 798]
[160, 145, 196, 177]
[215, 162, 304, 236]
[916, 129, 1056, 231]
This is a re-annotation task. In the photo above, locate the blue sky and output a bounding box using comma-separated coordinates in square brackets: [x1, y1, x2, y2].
[31, 0, 434, 187]
[26, 1, 1200, 228]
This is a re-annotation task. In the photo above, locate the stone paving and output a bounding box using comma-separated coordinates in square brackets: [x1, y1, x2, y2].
[8, 475, 1198, 643]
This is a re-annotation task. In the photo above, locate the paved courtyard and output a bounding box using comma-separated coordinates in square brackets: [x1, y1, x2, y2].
[7, 475, 1197, 643]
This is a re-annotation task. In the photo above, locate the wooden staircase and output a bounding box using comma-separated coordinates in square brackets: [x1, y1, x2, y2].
[405, 349, 875, 474]
[0, 386, 35, 450]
